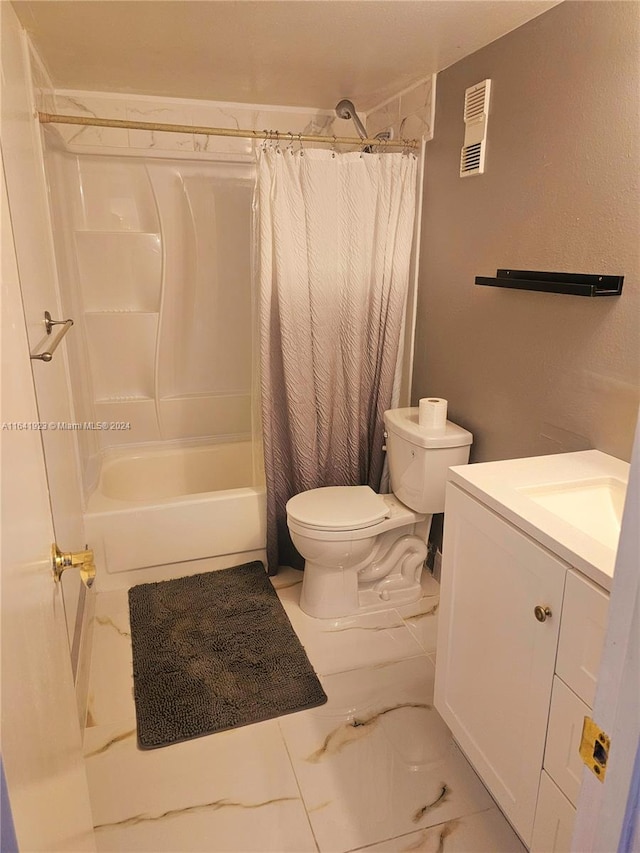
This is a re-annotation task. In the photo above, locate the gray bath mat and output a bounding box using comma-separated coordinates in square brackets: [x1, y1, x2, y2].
[128, 562, 327, 749]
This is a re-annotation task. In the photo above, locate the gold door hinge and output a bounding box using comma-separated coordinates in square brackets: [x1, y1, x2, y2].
[579, 716, 610, 782]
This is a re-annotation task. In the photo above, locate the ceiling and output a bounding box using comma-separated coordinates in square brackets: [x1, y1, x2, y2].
[13, 1, 561, 112]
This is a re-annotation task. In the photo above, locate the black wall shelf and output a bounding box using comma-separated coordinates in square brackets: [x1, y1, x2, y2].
[475, 269, 624, 297]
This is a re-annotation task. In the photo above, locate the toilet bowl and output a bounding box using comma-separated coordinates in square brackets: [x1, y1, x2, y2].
[286, 408, 473, 619]
[288, 488, 428, 618]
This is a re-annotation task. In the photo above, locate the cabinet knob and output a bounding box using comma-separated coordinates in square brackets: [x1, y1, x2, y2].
[534, 605, 552, 622]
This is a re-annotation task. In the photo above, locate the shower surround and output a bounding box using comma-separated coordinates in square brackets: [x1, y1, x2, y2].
[46, 154, 255, 452]
[41, 90, 357, 587]
[40, 85, 434, 587]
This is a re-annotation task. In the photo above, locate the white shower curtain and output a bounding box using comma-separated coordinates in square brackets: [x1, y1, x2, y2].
[256, 146, 417, 573]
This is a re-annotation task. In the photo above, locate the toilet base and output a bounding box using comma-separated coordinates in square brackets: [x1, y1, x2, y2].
[358, 574, 423, 611]
[299, 528, 428, 619]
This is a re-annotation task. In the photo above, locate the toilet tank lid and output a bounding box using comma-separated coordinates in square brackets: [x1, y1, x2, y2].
[384, 408, 473, 449]
[286, 486, 389, 531]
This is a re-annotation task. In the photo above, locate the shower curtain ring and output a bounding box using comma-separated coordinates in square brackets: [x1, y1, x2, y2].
[331, 135, 337, 158]
[298, 133, 304, 156]
[287, 131, 294, 154]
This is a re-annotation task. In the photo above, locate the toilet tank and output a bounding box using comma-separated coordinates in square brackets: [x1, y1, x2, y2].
[383, 408, 473, 513]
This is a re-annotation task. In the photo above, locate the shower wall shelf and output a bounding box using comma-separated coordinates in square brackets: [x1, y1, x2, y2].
[475, 269, 624, 297]
[96, 396, 154, 403]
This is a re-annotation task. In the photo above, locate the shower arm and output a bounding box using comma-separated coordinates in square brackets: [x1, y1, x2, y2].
[351, 111, 369, 141]
[334, 99, 393, 146]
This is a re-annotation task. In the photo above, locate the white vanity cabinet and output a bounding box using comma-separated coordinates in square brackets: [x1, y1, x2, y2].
[434, 483, 567, 844]
[435, 480, 611, 850]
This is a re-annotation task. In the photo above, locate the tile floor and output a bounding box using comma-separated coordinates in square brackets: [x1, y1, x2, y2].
[83, 567, 526, 852]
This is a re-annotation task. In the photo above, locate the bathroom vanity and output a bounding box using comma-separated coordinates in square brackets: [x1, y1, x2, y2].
[434, 450, 629, 850]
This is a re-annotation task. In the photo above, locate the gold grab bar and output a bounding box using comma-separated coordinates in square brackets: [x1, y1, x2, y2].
[30, 310, 74, 362]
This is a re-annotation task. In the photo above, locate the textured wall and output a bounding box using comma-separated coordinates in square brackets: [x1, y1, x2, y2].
[412, 0, 640, 463]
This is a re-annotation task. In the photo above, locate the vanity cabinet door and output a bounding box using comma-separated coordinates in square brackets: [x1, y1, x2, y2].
[544, 676, 590, 806]
[434, 484, 567, 846]
[530, 771, 576, 852]
[556, 569, 609, 707]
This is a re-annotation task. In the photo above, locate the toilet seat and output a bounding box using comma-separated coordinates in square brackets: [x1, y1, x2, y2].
[287, 489, 423, 543]
[286, 485, 389, 532]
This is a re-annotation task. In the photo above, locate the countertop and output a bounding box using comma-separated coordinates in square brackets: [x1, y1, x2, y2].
[448, 450, 630, 592]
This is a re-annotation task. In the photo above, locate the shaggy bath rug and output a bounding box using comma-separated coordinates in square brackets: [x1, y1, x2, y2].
[128, 561, 326, 749]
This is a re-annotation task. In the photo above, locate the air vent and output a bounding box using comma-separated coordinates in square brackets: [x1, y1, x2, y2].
[460, 142, 482, 173]
[460, 79, 491, 177]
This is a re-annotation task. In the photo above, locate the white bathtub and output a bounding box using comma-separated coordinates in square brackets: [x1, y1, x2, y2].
[85, 441, 266, 580]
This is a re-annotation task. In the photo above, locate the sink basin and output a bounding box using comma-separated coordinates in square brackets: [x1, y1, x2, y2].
[520, 477, 627, 550]
[449, 450, 630, 589]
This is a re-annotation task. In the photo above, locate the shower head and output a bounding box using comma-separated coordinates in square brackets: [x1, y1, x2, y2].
[335, 98, 357, 120]
[335, 98, 368, 140]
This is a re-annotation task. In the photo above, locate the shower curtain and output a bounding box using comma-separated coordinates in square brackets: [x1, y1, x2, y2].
[256, 146, 418, 573]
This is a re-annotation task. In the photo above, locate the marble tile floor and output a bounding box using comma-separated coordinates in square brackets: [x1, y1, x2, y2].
[83, 567, 526, 853]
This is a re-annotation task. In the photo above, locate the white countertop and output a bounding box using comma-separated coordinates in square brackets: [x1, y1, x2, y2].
[448, 450, 630, 592]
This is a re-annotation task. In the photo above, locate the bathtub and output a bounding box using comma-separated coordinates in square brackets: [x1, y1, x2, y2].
[85, 441, 266, 580]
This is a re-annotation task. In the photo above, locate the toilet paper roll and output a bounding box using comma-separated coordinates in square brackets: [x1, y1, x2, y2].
[419, 397, 448, 431]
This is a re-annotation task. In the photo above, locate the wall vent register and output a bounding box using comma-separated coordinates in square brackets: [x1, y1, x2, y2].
[460, 79, 491, 177]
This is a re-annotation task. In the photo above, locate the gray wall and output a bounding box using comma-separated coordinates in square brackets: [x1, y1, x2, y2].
[412, 0, 640, 463]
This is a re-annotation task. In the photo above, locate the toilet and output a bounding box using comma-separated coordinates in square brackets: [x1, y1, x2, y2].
[286, 407, 473, 618]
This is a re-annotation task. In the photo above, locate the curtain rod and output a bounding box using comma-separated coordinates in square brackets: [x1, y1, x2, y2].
[37, 112, 420, 150]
